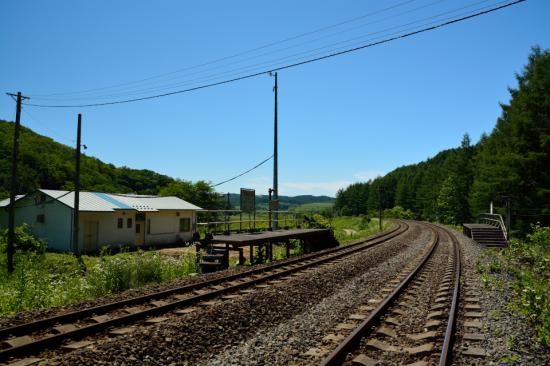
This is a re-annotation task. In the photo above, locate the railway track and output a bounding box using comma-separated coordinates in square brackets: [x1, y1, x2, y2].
[0, 221, 409, 364]
[318, 223, 461, 366]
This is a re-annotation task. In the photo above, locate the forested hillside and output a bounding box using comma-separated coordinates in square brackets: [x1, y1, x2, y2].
[335, 47, 550, 232]
[0, 121, 223, 209]
[0, 121, 332, 210]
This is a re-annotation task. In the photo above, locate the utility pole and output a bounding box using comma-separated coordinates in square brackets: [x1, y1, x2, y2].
[378, 186, 384, 231]
[504, 196, 511, 237]
[6, 92, 29, 273]
[73, 114, 82, 256]
[271, 72, 279, 230]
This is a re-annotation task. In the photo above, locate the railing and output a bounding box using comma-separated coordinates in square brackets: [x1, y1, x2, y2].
[196, 210, 300, 234]
[477, 213, 508, 240]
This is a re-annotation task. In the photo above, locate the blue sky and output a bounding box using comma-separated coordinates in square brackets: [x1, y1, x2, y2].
[1, 0, 548, 197]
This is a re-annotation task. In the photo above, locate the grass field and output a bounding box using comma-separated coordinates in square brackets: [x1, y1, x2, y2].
[0, 246, 198, 316]
[329, 216, 395, 244]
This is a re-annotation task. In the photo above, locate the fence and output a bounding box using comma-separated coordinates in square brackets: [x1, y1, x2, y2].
[196, 210, 301, 234]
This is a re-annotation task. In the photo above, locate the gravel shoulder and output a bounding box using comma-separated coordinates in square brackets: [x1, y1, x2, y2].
[451, 228, 549, 366]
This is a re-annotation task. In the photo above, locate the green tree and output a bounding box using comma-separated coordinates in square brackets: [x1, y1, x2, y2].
[470, 46, 550, 230]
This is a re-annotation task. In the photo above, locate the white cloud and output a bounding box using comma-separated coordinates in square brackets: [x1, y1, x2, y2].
[354, 170, 385, 182]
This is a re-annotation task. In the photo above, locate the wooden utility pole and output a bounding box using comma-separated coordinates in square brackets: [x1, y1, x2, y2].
[378, 186, 384, 231]
[6, 92, 29, 273]
[272, 72, 278, 230]
[72, 114, 82, 255]
[504, 196, 511, 237]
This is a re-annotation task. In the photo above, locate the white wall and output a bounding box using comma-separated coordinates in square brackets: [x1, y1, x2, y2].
[145, 210, 194, 245]
[78, 209, 196, 251]
[0, 193, 73, 251]
[79, 211, 135, 250]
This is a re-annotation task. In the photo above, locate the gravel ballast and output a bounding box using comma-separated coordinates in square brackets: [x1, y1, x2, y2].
[42, 222, 427, 365]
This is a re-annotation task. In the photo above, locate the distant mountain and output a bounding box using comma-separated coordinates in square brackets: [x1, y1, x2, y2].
[227, 193, 334, 211]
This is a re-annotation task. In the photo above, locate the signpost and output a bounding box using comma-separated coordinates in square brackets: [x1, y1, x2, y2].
[240, 188, 255, 231]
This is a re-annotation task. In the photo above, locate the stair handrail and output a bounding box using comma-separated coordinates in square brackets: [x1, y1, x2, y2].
[477, 213, 508, 241]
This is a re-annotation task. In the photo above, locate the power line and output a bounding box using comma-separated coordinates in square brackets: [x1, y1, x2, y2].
[213, 155, 274, 187]
[25, 0, 493, 103]
[27, 0, 420, 99]
[30, 0, 468, 103]
[20, 109, 74, 144]
[21, 0, 525, 108]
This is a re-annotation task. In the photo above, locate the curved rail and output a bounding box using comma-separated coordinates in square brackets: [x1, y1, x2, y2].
[438, 224, 461, 366]
[319, 223, 440, 366]
[319, 222, 462, 366]
[0, 222, 409, 362]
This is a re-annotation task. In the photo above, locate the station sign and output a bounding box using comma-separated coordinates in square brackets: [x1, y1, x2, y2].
[240, 188, 255, 213]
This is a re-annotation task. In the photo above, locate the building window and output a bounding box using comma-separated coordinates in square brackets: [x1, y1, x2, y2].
[127, 218, 132, 228]
[135, 223, 141, 234]
[36, 214, 45, 223]
[179, 218, 190, 232]
[117, 218, 123, 229]
[147, 219, 151, 234]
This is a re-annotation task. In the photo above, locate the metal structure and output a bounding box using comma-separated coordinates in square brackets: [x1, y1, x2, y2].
[319, 223, 461, 366]
[477, 213, 508, 240]
[272, 72, 279, 230]
[196, 209, 299, 234]
[72, 114, 82, 255]
[0, 223, 407, 362]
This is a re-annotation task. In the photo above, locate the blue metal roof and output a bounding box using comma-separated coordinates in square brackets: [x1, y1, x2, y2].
[93, 192, 132, 209]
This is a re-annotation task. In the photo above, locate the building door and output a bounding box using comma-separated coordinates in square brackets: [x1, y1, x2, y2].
[84, 221, 99, 252]
[135, 213, 145, 246]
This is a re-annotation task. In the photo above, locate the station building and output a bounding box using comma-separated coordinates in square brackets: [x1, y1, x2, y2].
[0, 189, 202, 253]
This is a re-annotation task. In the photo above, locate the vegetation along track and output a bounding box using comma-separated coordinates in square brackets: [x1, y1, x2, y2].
[0, 222, 409, 363]
[319, 223, 461, 366]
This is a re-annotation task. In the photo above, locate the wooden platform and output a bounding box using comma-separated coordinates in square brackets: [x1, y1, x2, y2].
[211, 228, 332, 247]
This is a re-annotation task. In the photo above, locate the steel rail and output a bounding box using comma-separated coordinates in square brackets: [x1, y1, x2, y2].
[319, 223, 440, 366]
[0, 223, 405, 341]
[0, 222, 409, 362]
[437, 224, 461, 366]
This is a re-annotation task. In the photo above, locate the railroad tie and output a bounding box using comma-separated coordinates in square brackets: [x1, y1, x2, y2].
[5, 357, 42, 366]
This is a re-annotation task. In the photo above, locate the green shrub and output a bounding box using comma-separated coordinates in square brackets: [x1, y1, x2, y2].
[497, 224, 550, 345]
[0, 224, 46, 254]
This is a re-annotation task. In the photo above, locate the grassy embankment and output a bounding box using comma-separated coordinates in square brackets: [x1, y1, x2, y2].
[330, 216, 395, 244]
[0, 216, 394, 316]
[0, 226, 197, 316]
[476, 225, 550, 346]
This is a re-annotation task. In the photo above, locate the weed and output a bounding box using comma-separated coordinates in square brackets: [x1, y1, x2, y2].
[498, 354, 519, 365]
[490, 309, 501, 320]
[505, 335, 517, 351]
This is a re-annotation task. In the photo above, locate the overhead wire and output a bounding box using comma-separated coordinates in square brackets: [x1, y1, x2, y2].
[20, 0, 526, 108]
[49, 0, 497, 102]
[29, 0, 452, 102]
[28, 0, 421, 99]
[30, 0, 459, 103]
[213, 155, 274, 187]
[20, 109, 74, 144]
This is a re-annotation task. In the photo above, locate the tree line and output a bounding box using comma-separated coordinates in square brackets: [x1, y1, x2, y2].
[335, 47, 550, 233]
[0, 121, 224, 209]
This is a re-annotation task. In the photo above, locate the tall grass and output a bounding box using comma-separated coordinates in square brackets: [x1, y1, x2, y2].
[331, 216, 395, 244]
[0, 245, 198, 316]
